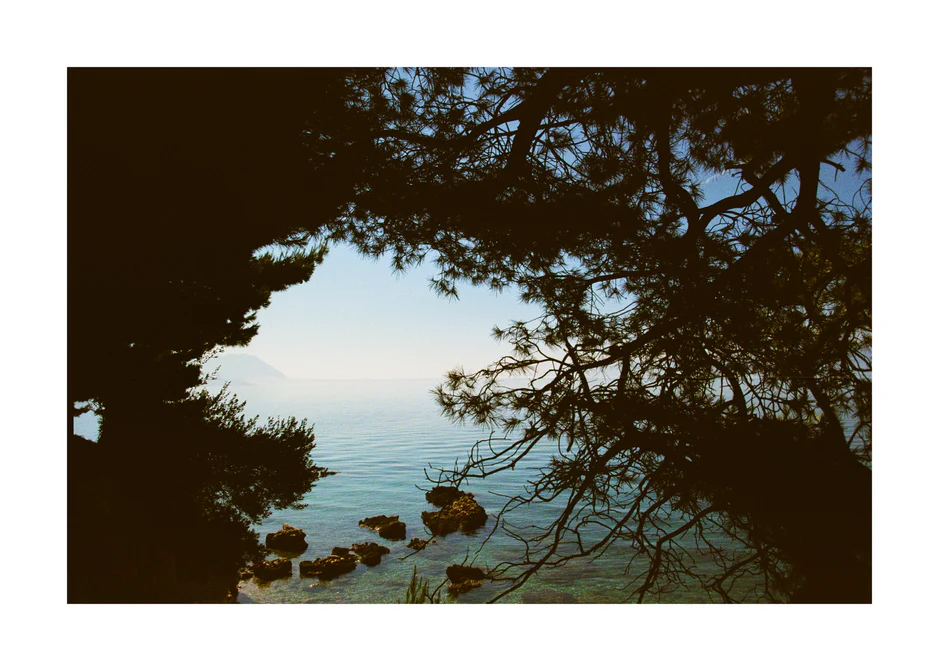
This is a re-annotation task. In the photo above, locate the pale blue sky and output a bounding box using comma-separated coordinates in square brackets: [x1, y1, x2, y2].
[226, 159, 868, 381]
[224, 243, 539, 379]
[225, 126, 735, 381]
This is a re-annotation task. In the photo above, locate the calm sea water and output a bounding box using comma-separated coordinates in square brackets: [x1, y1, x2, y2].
[74, 377, 763, 603]
[207, 377, 766, 604]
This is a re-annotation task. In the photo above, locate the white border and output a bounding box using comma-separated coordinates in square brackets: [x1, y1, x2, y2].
[3, 1, 929, 669]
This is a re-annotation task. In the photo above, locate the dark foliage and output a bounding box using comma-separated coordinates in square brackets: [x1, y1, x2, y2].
[68, 69, 346, 602]
[68, 68, 338, 410]
[68, 67, 872, 603]
[68, 385, 320, 602]
[313, 68, 872, 602]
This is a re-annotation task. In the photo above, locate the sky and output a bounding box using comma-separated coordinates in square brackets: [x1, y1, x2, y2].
[224, 158, 869, 381]
[223, 243, 540, 379]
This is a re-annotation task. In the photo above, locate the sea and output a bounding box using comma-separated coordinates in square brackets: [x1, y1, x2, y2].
[75, 377, 766, 604]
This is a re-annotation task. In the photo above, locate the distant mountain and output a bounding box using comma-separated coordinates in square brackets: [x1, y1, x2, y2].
[207, 354, 287, 383]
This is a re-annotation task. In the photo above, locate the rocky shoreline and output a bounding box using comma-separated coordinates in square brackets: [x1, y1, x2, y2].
[239, 487, 492, 600]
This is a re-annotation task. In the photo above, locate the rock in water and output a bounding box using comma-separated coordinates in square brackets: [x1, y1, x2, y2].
[446, 565, 486, 583]
[445, 564, 488, 595]
[299, 554, 357, 579]
[447, 579, 483, 595]
[359, 515, 407, 540]
[350, 542, 391, 566]
[425, 486, 462, 507]
[378, 521, 406, 540]
[359, 515, 398, 529]
[251, 558, 292, 581]
[421, 493, 487, 536]
[265, 524, 309, 553]
[406, 538, 429, 552]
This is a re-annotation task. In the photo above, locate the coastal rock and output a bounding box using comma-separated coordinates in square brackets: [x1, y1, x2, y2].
[379, 521, 407, 540]
[251, 558, 292, 582]
[446, 563, 487, 595]
[332, 547, 352, 557]
[350, 542, 391, 567]
[359, 515, 398, 530]
[446, 565, 487, 584]
[299, 554, 357, 580]
[406, 538, 429, 552]
[425, 486, 463, 508]
[447, 580, 483, 594]
[238, 567, 254, 581]
[359, 515, 407, 541]
[265, 524, 309, 553]
[421, 493, 487, 536]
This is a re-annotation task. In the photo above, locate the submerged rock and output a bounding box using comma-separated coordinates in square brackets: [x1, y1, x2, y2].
[359, 515, 397, 529]
[447, 580, 483, 594]
[359, 515, 407, 540]
[379, 521, 406, 540]
[446, 565, 487, 584]
[445, 564, 488, 595]
[421, 493, 487, 536]
[265, 524, 309, 553]
[406, 538, 429, 552]
[425, 486, 463, 508]
[299, 554, 357, 580]
[350, 542, 391, 566]
[251, 558, 292, 582]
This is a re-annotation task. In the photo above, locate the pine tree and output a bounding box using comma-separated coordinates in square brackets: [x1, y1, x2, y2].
[67, 69, 346, 602]
[319, 68, 872, 602]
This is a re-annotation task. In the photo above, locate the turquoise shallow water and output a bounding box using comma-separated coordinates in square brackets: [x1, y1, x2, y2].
[185, 377, 758, 604]
[75, 377, 762, 603]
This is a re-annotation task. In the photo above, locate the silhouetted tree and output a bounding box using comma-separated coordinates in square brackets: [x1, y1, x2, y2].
[69, 69, 338, 418]
[318, 68, 872, 602]
[68, 69, 351, 602]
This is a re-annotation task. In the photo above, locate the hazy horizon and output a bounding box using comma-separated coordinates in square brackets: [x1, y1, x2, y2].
[220, 161, 864, 382]
[208, 351, 462, 382]
[216, 242, 542, 380]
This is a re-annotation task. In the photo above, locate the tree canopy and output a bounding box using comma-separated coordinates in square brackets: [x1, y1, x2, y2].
[69, 69, 335, 412]
[313, 68, 872, 602]
[67, 69, 343, 601]
[68, 67, 872, 603]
